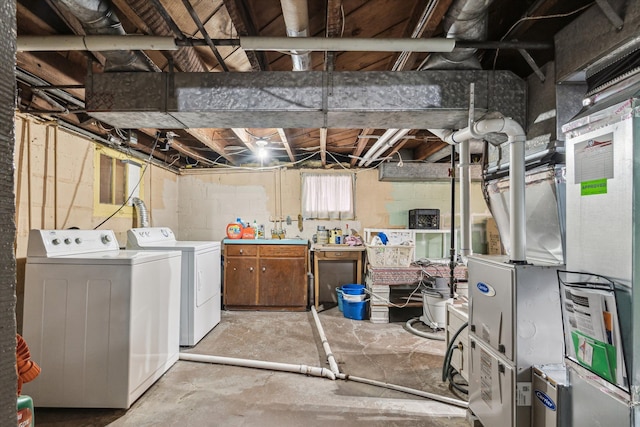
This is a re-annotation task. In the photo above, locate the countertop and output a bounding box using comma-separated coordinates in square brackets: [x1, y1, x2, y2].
[223, 238, 308, 245]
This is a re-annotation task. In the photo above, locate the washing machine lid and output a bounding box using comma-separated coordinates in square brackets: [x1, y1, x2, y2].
[27, 249, 181, 265]
[129, 240, 220, 252]
[127, 227, 219, 252]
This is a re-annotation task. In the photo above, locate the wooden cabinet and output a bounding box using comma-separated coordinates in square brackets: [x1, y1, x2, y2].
[224, 243, 308, 311]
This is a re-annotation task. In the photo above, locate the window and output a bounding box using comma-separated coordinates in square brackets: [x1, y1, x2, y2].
[301, 173, 355, 219]
[94, 146, 143, 217]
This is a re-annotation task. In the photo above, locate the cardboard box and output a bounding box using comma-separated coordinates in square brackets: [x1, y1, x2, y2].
[486, 217, 504, 255]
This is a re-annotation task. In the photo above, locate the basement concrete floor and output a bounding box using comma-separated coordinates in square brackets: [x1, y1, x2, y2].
[34, 307, 470, 427]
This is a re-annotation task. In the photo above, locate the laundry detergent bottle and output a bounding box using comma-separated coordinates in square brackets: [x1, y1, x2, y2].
[226, 218, 244, 239]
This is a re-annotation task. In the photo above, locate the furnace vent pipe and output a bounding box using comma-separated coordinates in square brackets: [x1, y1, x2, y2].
[179, 352, 337, 380]
[436, 117, 526, 263]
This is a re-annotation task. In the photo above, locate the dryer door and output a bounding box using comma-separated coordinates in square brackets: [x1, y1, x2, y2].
[195, 247, 220, 307]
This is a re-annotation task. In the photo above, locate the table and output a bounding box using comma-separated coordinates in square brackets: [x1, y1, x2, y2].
[312, 244, 365, 309]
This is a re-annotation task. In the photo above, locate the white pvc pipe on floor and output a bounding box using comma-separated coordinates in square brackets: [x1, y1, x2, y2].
[310, 306, 341, 375]
[336, 373, 468, 409]
[179, 352, 336, 380]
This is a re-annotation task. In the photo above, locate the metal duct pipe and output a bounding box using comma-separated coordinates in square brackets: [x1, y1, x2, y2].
[55, 0, 157, 71]
[280, 0, 311, 71]
[363, 129, 411, 166]
[421, 0, 493, 69]
[132, 197, 150, 228]
[439, 117, 526, 263]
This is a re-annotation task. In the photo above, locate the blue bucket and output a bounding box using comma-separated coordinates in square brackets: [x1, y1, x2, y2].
[343, 300, 367, 320]
[336, 288, 344, 312]
[341, 283, 365, 295]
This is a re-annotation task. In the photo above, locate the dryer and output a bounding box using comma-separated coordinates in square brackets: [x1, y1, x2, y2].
[127, 227, 221, 346]
[22, 229, 182, 408]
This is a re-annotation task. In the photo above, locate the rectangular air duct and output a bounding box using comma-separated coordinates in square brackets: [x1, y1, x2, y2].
[86, 70, 525, 129]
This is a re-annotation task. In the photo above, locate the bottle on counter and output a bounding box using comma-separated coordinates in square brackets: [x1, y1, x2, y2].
[226, 218, 244, 239]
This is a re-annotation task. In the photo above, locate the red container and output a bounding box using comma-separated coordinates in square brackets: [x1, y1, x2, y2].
[226, 222, 243, 239]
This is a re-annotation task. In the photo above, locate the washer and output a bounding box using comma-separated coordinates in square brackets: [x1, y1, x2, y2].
[127, 227, 221, 346]
[22, 229, 182, 409]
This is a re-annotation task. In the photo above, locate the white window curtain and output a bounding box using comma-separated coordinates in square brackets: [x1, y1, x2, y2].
[302, 173, 355, 219]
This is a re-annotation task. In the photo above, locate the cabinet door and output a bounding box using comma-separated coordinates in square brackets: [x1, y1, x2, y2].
[224, 257, 258, 306]
[258, 257, 307, 307]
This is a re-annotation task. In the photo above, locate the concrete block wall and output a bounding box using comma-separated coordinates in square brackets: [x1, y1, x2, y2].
[178, 167, 491, 244]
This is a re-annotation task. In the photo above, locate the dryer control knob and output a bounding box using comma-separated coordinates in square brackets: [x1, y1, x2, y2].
[52, 238, 60, 245]
[101, 234, 112, 244]
[75, 238, 82, 244]
[64, 238, 72, 245]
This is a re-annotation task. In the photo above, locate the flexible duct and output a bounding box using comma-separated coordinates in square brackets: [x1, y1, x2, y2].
[404, 318, 445, 341]
[55, 0, 157, 71]
[280, 0, 311, 71]
[421, 0, 493, 70]
[132, 197, 150, 228]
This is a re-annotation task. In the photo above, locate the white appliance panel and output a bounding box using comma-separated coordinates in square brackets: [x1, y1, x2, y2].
[469, 337, 519, 427]
[22, 229, 181, 409]
[565, 120, 633, 283]
[127, 227, 221, 346]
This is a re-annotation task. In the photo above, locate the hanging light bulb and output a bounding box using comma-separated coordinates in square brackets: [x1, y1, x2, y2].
[257, 146, 268, 159]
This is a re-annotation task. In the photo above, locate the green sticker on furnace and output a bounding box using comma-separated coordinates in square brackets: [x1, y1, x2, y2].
[581, 178, 607, 196]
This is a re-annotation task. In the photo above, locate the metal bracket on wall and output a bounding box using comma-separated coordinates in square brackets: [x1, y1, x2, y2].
[595, 0, 624, 30]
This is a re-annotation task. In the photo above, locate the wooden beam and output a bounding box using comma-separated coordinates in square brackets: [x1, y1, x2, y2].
[222, 0, 266, 71]
[414, 140, 448, 161]
[186, 128, 234, 163]
[277, 129, 296, 163]
[349, 127, 375, 166]
[231, 128, 256, 152]
[319, 128, 328, 166]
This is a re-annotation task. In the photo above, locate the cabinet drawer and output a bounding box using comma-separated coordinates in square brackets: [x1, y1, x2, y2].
[316, 250, 361, 260]
[226, 245, 258, 257]
[260, 245, 306, 258]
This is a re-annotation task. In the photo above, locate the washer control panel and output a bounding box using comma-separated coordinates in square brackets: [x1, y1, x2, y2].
[27, 229, 120, 257]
